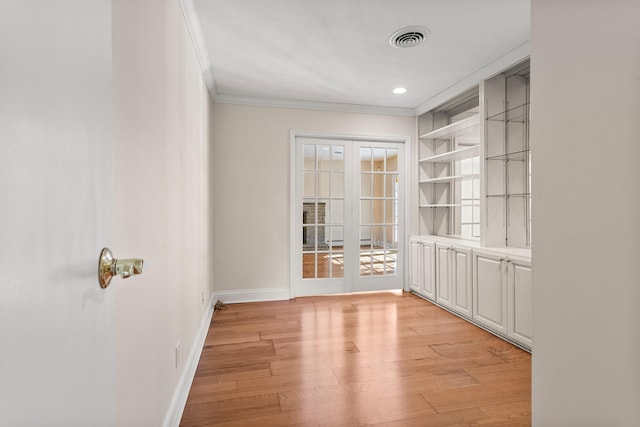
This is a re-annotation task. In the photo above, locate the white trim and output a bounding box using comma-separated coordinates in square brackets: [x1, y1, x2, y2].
[178, 0, 218, 102]
[162, 294, 215, 427]
[215, 93, 416, 117]
[213, 288, 291, 304]
[414, 41, 530, 115]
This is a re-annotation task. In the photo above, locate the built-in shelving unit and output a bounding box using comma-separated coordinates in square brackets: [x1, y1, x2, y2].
[418, 88, 481, 239]
[482, 60, 531, 248]
[411, 59, 532, 352]
[417, 60, 531, 246]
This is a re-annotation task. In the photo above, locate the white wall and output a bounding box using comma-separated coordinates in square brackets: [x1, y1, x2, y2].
[211, 103, 415, 301]
[0, 1, 114, 424]
[113, 0, 213, 425]
[531, 1, 640, 425]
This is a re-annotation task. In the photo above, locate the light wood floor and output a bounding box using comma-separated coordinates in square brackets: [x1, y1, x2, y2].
[180, 291, 531, 426]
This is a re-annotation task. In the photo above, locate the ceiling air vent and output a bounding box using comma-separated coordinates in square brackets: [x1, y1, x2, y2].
[389, 26, 430, 49]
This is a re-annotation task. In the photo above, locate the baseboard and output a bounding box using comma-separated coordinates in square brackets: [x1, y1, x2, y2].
[163, 295, 215, 427]
[213, 287, 291, 304]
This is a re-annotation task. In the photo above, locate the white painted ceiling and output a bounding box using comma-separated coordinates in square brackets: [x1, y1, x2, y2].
[189, 0, 530, 114]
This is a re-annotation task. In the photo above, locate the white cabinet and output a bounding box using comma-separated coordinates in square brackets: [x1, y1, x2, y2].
[410, 236, 531, 350]
[473, 250, 508, 335]
[452, 246, 473, 319]
[435, 243, 472, 318]
[422, 242, 436, 301]
[472, 248, 532, 349]
[409, 238, 435, 301]
[435, 244, 453, 309]
[409, 239, 421, 293]
[507, 257, 532, 348]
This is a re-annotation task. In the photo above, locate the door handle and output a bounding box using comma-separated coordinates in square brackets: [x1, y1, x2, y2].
[98, 247, 144, 288]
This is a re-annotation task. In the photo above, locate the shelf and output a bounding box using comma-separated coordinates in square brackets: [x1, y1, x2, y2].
[487, 103, 529, 122]
[420, 203, 480, 208]
[419, 115, 480, 140]
[419, 174, 479, 184]
[486, 149, 529, 161]
[420, 145, 480, 163]
[486, 193, 531, 198]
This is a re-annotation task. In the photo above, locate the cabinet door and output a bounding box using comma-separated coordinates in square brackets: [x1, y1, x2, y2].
[409, 240, 421, 294]
[421, 241, 436, 301]
[473, 251, 508, 334]
[452, 246, 472, 319]
[508, 259, 533, 348]
[435, 244, 453, 308]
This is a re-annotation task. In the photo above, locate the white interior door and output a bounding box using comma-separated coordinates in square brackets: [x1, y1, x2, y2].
[293, 137, 351, 296]
[292, 136, 404, 296]
[352, 141, 404, 292]
[0, 2, 114, 424]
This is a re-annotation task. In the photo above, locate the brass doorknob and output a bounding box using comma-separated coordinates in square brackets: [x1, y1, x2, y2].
[98, 247, 144, 289]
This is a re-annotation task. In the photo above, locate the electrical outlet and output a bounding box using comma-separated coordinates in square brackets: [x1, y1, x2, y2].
[175, 342, 180, 369]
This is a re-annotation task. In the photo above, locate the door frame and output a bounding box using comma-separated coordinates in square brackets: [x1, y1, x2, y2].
[289, 130, 412, 298]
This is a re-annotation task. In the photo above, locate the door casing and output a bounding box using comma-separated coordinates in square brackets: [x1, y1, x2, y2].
[289, 130, 411, 297]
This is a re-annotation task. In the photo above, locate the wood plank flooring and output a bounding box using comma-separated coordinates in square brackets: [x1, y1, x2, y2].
[180, 291, 531, 426]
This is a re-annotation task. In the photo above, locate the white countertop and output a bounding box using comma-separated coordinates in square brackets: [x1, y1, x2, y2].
[410, 234, 532, 260]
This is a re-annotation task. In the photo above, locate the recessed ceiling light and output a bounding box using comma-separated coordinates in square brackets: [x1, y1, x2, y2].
[393, 87, 407, 95]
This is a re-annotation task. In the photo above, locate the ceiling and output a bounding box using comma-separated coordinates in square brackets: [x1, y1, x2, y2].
[184, 0, 530, 115]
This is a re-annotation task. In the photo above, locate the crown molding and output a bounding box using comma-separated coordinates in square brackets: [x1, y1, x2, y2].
[414, 41, 530, 116]
[213, 93, 417, 117]
[178, 0, 218, 101]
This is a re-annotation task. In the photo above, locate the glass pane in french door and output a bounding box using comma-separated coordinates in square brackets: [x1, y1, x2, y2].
[359, 147, 398, 277]
[302, 143, 345, 279]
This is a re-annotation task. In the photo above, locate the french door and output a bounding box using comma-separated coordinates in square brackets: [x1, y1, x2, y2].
[292, 135, 405, 297]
